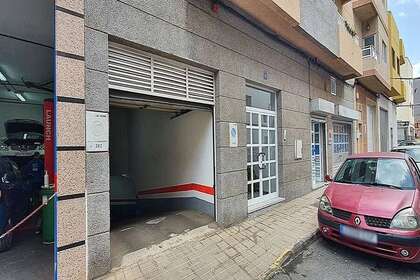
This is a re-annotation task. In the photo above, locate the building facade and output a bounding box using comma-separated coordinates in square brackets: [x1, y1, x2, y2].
[354, 0, 404, 153]
[414, 79, 420, 138]
[49, 0, 416, 279]
[53, 0, 363, 278]
[397, 57, 415, 143]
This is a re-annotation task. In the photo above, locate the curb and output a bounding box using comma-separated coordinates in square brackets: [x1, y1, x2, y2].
[263, 230, 320, 279]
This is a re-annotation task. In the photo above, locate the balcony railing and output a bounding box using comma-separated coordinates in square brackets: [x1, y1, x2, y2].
[362, 45, 377, 60]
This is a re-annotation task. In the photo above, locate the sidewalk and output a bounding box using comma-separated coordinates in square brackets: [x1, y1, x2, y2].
[98, 187, 325, 280]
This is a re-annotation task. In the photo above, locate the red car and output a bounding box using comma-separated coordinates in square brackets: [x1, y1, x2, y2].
[318, 152, 420, 263]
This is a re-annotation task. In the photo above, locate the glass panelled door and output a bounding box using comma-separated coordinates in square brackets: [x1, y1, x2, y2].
[311, 121, 325, 185]
[246, 109, 278, 208]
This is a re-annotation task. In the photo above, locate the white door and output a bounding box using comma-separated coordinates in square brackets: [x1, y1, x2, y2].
[311, 121, 325, 185]
[332, 123, 351, 175]
[367, 106, 374, 152]
[246, 108, 278, 210]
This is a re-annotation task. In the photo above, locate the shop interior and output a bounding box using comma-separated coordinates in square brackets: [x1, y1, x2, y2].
[0, 1, 54, 279]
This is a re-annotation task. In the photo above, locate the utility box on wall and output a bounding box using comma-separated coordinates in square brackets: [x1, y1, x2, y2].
[295, 139, 303, 159]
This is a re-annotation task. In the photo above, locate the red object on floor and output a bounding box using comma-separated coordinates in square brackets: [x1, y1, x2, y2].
[211, 3, 220, 13]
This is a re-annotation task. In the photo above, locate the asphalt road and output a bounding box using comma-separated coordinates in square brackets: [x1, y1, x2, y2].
[271, 237, 420, 280]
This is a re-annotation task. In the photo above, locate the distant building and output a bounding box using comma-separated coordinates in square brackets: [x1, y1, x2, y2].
[414, 79, 420, 138]
[397, 57, 414, 143]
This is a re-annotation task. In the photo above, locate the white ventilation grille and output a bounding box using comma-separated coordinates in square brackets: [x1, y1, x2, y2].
[109, 43, 215, 105]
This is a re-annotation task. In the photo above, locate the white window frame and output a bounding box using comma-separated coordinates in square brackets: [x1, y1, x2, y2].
[330, 76, 337, 96]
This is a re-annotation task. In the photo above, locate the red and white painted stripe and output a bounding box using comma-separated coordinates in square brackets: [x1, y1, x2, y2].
[137, 183, 214, 204]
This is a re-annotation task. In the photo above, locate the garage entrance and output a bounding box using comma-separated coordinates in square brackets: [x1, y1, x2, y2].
[107, 43, 216, 267]
[0, 1, 54, 279]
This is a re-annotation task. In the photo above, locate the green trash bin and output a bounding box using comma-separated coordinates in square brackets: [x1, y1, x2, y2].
[41, 187, 54, 244]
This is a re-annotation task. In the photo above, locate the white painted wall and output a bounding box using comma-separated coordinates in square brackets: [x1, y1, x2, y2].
[0, 102, 43, 139]
[397, 58, 414, 128]
[110, 108, 214, 191]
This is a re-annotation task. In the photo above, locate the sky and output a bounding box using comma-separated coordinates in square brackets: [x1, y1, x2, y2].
[389, 0, 420, 78]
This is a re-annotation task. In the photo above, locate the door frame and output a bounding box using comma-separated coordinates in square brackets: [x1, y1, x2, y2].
[311, 118, 327, 189]
[246, 104, 282, 213]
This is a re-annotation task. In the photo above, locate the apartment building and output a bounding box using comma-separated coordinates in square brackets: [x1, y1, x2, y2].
[397, 57, 415, 143]
[353, 0, 404, 152]
[52, 0, 364, 278]
[414, 79, 420, 138]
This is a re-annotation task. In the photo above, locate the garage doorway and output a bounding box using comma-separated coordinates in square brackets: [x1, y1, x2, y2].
[0, 1, 54, 279]
[109, 92, 215, 267]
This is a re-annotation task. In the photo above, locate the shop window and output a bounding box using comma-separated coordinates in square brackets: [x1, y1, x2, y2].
[333, 124, 350, 153]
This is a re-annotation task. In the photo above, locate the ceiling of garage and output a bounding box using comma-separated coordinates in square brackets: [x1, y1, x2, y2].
[0, 0, 54, 105]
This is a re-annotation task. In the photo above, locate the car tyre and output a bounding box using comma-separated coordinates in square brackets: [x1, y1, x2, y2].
[0, 226, 13, 252]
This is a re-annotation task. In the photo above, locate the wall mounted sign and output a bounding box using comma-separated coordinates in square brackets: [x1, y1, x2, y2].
[295, 139, 303, 159]
[229, 123, 238, 147]
[86, 111, 109, 152]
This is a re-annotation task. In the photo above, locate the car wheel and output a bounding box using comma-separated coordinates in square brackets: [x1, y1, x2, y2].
[0, 226, 13, 252]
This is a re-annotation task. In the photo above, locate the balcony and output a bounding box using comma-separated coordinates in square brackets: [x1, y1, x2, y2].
[357, 44, 391, 94]
[353, 0, 378, 21]
[228, 0, 362, 79]
[393, 80, 406, 103]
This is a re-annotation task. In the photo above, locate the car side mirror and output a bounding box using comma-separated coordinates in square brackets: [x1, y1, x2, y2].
[325, 174, 332, 182]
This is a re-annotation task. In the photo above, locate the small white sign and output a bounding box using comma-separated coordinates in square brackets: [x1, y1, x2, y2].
[86, 111, 109, 152]
[229, 123, 238, 147]
[295, 139, 303, 159]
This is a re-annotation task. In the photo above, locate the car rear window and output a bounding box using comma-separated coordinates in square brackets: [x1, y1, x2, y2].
[334, 158, 415, 190]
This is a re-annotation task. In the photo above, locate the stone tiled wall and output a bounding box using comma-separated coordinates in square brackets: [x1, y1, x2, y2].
[55, 1, 87, 280]
[84, 14, 110, 280]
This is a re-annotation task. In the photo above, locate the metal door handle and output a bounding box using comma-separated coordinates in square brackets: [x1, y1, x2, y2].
[258, 152, 266, 169]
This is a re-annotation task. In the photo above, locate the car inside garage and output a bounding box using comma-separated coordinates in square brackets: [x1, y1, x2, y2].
[108, 43, 216, 267]
[0, 1, 54, 279]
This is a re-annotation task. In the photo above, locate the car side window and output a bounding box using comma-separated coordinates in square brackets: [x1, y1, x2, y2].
[408, 157, 420, 181]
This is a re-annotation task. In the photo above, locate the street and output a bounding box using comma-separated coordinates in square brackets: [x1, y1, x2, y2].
[271, 237, 420, 280]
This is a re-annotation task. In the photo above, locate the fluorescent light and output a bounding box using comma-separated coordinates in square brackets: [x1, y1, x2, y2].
[15, 93, 26, 102]
[0, 71, 6, 81]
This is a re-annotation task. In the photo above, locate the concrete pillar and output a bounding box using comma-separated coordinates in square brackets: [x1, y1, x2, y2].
[85, 26, 111, 279]
[215, 72, 247, 226]
[55, 1, 87, 279]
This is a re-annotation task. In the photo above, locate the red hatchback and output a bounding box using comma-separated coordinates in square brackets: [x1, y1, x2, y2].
[318, 152, 420, 263]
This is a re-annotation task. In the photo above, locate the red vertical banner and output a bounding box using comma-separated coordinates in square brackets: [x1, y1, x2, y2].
[43, 99, 55, 191]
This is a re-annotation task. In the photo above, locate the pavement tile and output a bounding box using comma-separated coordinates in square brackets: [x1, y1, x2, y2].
[123, 264, 142, 280]
[98, 187, 325, 280]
